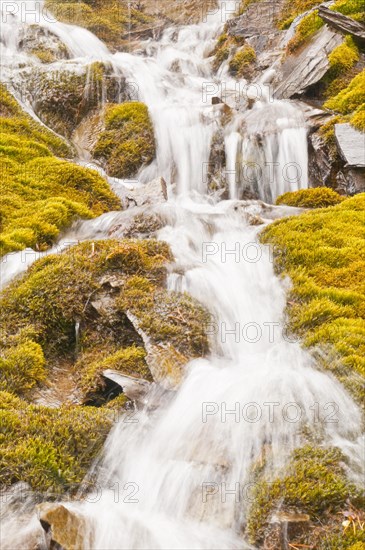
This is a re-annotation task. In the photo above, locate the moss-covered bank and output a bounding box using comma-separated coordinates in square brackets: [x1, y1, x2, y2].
[0, 85, 120, 256]
[0, 237, 209, 492]
[261, 191, 365, 402]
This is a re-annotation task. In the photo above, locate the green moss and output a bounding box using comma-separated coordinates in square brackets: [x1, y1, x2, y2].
[324, 70, 365, 116]
[0, 85, 120, 255]
[118, 275, 210, 359]
[93, 102, 156, 178]
[228, 45, 256, 77]
[276, 188, 345, 208]
[286, 10, 324, 53]
[351, 105, 365, 132]
[328, 37, 359, 77]
[261, 194, 365, 401]
[0, 340, 46, 394]
[276, 0, 319, 29]
[0, 392, 112, 493]
[330, 0, 365, 23]
[45, 0, 155, 51]
[247, 445, 364, 546]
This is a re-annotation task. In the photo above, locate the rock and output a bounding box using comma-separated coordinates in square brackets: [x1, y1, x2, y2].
[38, 503, 88, 550]
[274, 26, 343, 99]
[125, 311, 187, 390]
[18, 25, 69, 63]
[102, 370, 151, 403]
[334, 123, 365, 168]
[318, 5, 365, 44]
[124, 177, 168, 208]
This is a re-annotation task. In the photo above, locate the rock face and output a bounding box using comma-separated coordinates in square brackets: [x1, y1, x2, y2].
[318, 5, 365, 43]
[274, 26, 343, 99]
[335, 123, 365, 168]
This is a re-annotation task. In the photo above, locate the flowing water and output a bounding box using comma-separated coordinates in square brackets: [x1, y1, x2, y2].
[0, 1, 363, 549]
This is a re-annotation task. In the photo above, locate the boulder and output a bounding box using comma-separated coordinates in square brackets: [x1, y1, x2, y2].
[318, 5, 365, 44]
[274, 26, 343, 99]
[18, 25, 69, 63]
[38, 503, 88, 550]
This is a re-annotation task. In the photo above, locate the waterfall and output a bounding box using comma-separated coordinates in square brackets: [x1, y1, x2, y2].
[0, 1, 363, 549]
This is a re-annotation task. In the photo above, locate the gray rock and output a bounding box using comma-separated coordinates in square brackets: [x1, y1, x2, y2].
[318, 5, 365, 43]
[274, 26, 343, 99]
[334, 123, 365, 168]
[102, 370, 151, 403]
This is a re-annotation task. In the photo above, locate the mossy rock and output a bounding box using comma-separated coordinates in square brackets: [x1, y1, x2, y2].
[228, 45, 256, 78]
[0, 238, 209, 400]
[45, 0, 156, 51]
[93, 102, 156, 178]
[276, 188, 345, 208]
[246, 445, 364, 547]
[0, 85, 120, 256]
[261, 194, 365, 402]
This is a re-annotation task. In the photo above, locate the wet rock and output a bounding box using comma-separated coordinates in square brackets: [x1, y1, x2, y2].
[124, 177, 168, 208]
[38, 503, 88, 550]
[274, 26, 343, 99]
[102, 370, 151, 403]
[19, 25, 69, 63]
[318, 5, 365, 44]
[108, 210, 166, 239]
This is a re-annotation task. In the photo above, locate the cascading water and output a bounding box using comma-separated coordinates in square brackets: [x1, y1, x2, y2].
[0, 1, 363, 549]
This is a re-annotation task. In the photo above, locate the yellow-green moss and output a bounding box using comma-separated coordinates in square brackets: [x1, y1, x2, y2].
[45, 0, 155, 51]
[351, 105, 365, 132]
[330, 0, 365, 23]
[0, 85, 120, 255]
[118, 275, 210, 358]
[261, 194, 365, 401]
[0, 391, 112, 493]
[276, 188, 345, 208]
[247, 445, 364, 546]
[286, 10, 324, 54]
[93, 102, 156, 178]
[328, 37, 359, 77]
[228, 45, 256, 77]
[277, 0, 320, 29]
[323, 69, 365, 134]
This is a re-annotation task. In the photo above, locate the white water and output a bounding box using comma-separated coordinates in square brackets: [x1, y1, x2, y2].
[0, 1, 363, 549]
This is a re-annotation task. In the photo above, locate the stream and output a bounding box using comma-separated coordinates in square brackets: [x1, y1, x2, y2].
[0, 1, 363, 548]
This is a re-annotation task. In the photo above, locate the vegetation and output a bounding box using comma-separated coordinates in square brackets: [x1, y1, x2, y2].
[276, 188, 345, 208]
[0, 237, 211, 491]
[0, 391, 112, 493]
[324, 70, 365, 133]
[93, 102, 156, 178]
[247, 445, 364, 547]
[44, 0, 155, 51]
[211, 33, 246, 73]
[262, 194, 365, 401]
[228, 45, 256, 78]
[286, 10, 323, 53]
[0, 85, 120, 256]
